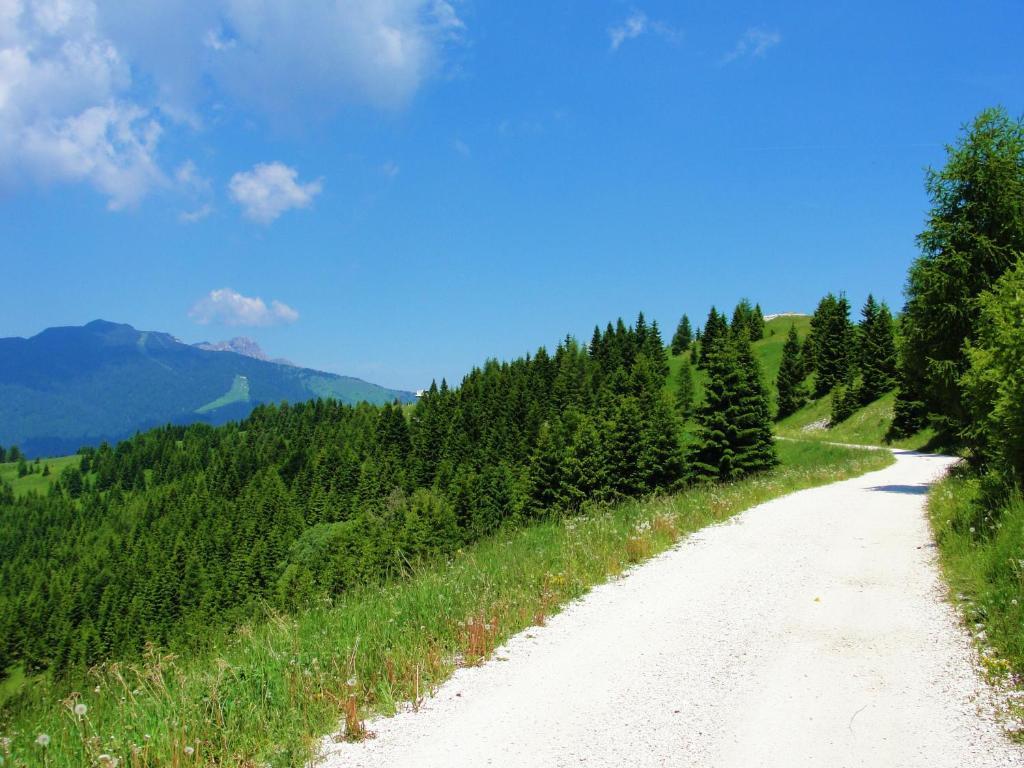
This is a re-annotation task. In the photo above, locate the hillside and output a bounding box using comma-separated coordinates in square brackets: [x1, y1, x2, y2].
[0, 320, 416, 456]
[667, 314, 812, 410]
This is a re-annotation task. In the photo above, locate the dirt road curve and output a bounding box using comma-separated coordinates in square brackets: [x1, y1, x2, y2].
[318, 450, 1022, 768]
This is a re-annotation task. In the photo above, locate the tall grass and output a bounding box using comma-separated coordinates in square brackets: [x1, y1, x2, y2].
[928, 469, 1024, 731]
[0, 441, 892, 767]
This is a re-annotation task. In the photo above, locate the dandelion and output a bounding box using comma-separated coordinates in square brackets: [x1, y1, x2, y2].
[35, 734, 50, 748]
[346, 677, 357, 688]
[98, 755, 119, 767]
[184, 746, 195, 757]
[74, 702, 88, 716]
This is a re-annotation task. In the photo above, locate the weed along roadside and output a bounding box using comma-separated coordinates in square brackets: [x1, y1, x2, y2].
[0, 442, 890, 767]
[317, 448, 1023, 768]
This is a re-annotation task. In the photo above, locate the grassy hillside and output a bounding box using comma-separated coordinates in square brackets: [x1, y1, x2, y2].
[775, 391, 936, 450]
[196, 374, 251, 414]
[0, 441, 892, 767]
[667, 314, 938, 451]
[0, 455, 80, 498]
[667, 314, 812, 410]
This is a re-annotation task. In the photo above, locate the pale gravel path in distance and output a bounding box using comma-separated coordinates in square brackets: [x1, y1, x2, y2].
[316, 451, 1023, 768]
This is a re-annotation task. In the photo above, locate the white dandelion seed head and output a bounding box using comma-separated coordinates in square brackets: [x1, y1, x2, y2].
[346, 676, 357, 687]
[35, 734, 50, 748]
[184, 745, 195, 756]
[74, 703, 88, 716]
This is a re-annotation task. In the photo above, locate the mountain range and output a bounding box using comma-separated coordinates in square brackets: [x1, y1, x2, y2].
[0, 320, 416, 457]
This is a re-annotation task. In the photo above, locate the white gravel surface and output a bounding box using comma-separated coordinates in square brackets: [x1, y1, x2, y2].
[317, 450, 1023, 768]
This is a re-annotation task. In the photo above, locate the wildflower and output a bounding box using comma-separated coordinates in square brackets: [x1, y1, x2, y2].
[143, 734, 151, 741]
[184, 746, 195, 756]
[98, 754, 119, 767]
[74, 702, 88, 716]
[35, 734, 50, 748]
[346, 677, 357, 688]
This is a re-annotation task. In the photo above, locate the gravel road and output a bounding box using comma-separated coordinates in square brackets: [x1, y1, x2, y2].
[317, 450, 1022, 768]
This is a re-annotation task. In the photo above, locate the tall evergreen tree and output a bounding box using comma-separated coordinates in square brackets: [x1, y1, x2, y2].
[899, 107, 1024, 435]
[698, 307, 728, 370]
[857, 295, 898, 403]
[670, 314, 693, 355]
[807, 293, 854, 397]
[675, 358, 695, 420]
[689, 331, 776, 481]
[732, 332, 778, 475]
[775, 324, 807, 420]
[643, 319, 670, 378]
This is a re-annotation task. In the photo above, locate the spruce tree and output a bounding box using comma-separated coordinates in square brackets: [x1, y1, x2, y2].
[731, 331, 778, 475]
[752, 303, 766, 339]
[698, 307, 728, 370]
[688, 333, 740, 481]
[808, 293, 854, 397]
[857, 295, 898, 404]
[830, 367, 860, 426]
[643, 319, 670, 378]
[675, 358, 695, 420]
[775, 324, 806, 420]
[670, 314, 693, 355]
[689, 331, 776, 481]
[900, 107, 1024, 433]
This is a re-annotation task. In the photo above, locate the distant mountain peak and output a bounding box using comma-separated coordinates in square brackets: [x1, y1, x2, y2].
[194, 337, 294, 367]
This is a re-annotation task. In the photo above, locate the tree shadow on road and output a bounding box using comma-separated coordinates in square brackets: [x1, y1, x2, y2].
[866, 484, 931, 495]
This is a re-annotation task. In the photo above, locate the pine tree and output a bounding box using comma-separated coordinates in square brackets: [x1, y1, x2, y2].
[752, 303, 766, 340]
[775, 324, 807, 420]
[731, 298, 762, 341]
[731, 331, 778, 475]
[698, 307, 728, 370]
[807, 293, 854, 397]
[688, 333, 740, 481]
[857, 295, 897, 404]
[670, 314, 693, 355]
[900, 107, 1024, 433]
[558, 414, 606, 509]
[830, 367, 860, 426]
[675, 358, 695, 420]
[689, 331, 776, 481]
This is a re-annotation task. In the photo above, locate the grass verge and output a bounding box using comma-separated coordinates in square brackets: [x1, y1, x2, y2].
[928, 469, 1024, 736]
[0, 441, 892, 767]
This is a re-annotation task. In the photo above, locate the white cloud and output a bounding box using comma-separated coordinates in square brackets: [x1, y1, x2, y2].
[609, 11, 647, 51]
[189, 287, 299, 326]
[228, 161, 322, 224]
[453, 138, 470, 157]
[201, 0, 465, 114]
[722, 27, 781, 64]
[0, 0, 165, 208]
[0, 0, 465, 207]
[179, 203, 213, 223]
[381, 160, 400, 178]
[608, 10, 680, 51]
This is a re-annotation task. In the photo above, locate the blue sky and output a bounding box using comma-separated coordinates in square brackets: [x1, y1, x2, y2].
[1, 1, 1021, 391]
